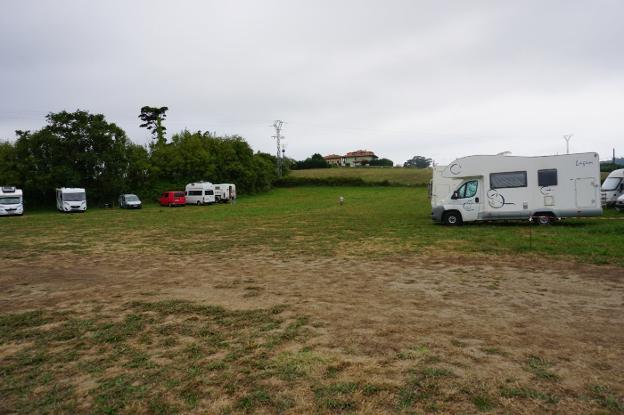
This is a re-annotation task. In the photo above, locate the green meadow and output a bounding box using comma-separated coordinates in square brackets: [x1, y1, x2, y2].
[4, 186, 623, 265]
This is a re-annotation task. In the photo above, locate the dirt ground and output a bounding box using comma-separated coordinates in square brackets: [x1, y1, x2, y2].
[1, 250, 623, 414]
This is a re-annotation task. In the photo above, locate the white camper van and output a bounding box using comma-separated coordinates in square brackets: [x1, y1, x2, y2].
[0, 186, 23, 216]
[56, 188, 87, 212]
[430, 153, 602, 225]
[214, 183, 236, 203]
[601, 169, 624, 207]
[185, 182, 216, 205]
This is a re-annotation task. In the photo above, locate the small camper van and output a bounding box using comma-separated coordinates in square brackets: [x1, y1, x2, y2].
[214, 183, 236, 203]
[159, 191, 185, 207]
[56, 188, 87, 212]
[601, 169, 624, 207]
[430, 153, 602, 225]
[0, 186, 23, 216]
[185, 182, 215, 205]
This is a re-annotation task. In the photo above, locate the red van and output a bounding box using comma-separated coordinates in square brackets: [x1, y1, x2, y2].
[159, 191, 186, 207]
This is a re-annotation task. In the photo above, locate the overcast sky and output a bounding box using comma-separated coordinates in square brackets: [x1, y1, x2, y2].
[1, 0, 623, 164]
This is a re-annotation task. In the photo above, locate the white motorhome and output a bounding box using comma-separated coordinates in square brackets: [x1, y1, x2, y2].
[214, 183, 236, 202]
[56, 188, 87, 212]
[0, 186, 24, 216]
[430, 153, 602, 225]
[185, 182, 216, 205]
[601, 169, 624, 207]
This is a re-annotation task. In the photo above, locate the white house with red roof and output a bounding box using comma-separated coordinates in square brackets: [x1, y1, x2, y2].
[324, 150, 378, 167]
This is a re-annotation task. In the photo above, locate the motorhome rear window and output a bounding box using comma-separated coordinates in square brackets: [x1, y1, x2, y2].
[538, 169, 558, 187]
[206, 190, 214, 195]
[490, 171, 527, 189]
[188, 190, 202, 196]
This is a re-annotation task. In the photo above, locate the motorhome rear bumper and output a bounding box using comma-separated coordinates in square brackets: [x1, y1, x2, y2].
[431, 206, 444, 223]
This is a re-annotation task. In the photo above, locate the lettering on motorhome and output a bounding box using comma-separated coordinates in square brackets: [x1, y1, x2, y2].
[576, 160, 593, 167]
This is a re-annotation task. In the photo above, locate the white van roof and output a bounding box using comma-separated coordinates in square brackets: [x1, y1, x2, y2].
[57, 187, 86, 193]
[186, 182, 213, 187]
[606, 169, 624, 178]
[0, 186, 22, 196]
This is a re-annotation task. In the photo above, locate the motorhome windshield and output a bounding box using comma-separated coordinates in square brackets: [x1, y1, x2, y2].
[63, 192, 85, 201]
[601, 177, 622, 191]
[125, 195, 139, 202]
[0, 196, 21, 205]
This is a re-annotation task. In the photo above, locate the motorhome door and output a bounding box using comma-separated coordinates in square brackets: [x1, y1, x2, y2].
[452, 179, 482, 222]
[575, 178, 597, 208]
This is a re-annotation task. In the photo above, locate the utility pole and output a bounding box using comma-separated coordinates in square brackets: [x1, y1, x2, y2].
[563, 134, 573, 154]
[272, 120, 285, 177]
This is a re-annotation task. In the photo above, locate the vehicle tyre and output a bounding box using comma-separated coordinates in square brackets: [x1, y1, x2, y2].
[168, 203, 172, 207]
[197, 201, 201, 206]
[442, 211, 462, 226]
[534, 215, 552, 225]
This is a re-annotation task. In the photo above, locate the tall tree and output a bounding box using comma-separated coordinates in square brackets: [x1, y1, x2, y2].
[404, 155, 432, 168]
[139, 106, 168, 144]
[0, 141, 19, 185]
[14, 110, 134, 203]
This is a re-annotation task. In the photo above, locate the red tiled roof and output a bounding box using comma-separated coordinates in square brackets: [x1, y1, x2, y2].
[324, 154, 343, 160]
[345, 150, 376, 157]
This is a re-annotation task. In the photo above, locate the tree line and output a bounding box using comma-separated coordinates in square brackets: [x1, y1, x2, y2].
[0, 109, 279, 206]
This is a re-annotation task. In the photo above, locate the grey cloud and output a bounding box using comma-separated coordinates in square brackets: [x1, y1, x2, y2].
[1, 0, 623, 164]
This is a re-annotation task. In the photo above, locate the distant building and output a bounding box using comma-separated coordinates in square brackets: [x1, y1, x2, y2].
[324, 150, 378, 167]
[323, 154, 343, 167]
[343, 150, 378, 167]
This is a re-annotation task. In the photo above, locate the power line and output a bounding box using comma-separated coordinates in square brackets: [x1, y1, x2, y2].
[272, 120, 285, 177]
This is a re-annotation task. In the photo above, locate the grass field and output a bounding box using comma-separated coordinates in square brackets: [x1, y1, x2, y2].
[289, 167, 432, 186]
[3, 187, 623, 265]
[1, 187, 623, 414]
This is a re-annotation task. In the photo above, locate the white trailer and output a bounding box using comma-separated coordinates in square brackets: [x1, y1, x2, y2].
[214, 183, 236, 202]
[56, 188, 87, 212]
[601, 169, 624, 207]
[430, 152, 602, 225]
[185, 182, 216, 205]
[0, 186, 24, 216]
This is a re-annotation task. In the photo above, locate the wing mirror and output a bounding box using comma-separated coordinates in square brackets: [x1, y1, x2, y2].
[451, 191, 459, 200]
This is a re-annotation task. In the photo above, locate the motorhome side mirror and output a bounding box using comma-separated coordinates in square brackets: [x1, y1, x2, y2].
[620, 183, 624, 192]
[451, 191, 459, 200]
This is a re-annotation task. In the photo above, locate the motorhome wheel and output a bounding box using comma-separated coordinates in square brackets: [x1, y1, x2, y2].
[442, 211, 462, 226]
[535, 215, 551, 225]
[197, 201, 201, 206]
